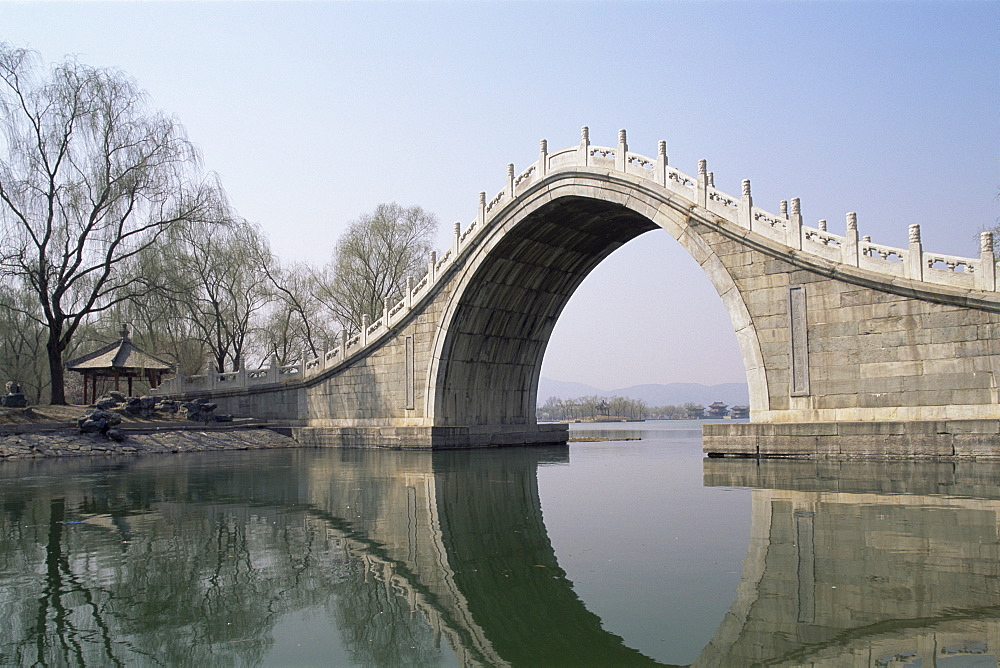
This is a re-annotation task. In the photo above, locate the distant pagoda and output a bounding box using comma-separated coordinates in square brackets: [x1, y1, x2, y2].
[706, 401, 729, 419]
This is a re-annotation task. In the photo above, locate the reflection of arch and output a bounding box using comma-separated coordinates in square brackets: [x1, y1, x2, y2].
[431, 448, 665, 666]
[12, 447, 1000, 665]
[0, 448, 667, 665]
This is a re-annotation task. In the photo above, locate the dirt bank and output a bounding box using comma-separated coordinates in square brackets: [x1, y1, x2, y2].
[0, 427, 298, 460]
[0, 405, 297, 460]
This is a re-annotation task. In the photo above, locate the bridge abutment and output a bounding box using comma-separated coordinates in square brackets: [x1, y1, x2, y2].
[704, 419, 1000, 458]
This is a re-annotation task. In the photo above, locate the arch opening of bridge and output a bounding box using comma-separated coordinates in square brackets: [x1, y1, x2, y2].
[159, 128, 1000, 455]
[427, 196, 752, 428]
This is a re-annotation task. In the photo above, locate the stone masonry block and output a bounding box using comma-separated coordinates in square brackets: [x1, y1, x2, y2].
[925, 325, 983, 344]
[859, 316, 919, 335]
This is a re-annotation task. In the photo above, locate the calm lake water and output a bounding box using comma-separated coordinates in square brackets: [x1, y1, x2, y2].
[1, 420, 998, 666]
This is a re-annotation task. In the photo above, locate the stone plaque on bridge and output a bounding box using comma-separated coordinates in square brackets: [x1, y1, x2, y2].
[788, 285, 810, 397]
[405, 335, 415, 410]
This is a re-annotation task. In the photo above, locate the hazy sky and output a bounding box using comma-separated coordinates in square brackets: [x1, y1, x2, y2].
[5, 2, 997, 389]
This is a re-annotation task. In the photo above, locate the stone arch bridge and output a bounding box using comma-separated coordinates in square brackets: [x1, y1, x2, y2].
[158, 128, 1000, 454]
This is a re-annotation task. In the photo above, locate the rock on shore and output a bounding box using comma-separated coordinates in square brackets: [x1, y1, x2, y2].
[0, 428, 298, 460]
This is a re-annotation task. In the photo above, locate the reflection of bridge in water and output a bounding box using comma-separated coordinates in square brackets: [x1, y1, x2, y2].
[702, 459, 1000, 666]
[0, 449, 661, 666]
[297, 447, 661, 665]
[3, 450, 999, 665]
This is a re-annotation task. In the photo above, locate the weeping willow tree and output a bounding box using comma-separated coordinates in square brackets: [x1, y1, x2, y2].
[0, 278, 49, 402]
[0, 43, 225, 403]
[318, 203, 438, 334]
[159, 218, 275, 373]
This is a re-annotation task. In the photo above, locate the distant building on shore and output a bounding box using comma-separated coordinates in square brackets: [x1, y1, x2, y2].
[730, 405, 750, 419]
[706, 401, 729, 419]
[685, 404, 705, 419]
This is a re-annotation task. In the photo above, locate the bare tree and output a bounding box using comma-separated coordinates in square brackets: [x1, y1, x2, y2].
[162, 218, 274, 373]
[0, 276, 49, 402]
[258, 260, 334, 365]
[0, 44, 220, 403]
[318, 203, 438, 333]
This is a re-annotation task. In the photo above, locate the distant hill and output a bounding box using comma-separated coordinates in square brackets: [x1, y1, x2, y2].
[535, 378, 605, 400]
[536, 377, 749, 408]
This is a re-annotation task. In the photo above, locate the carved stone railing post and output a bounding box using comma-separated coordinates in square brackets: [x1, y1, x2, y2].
[779, 200, 788, 219]
[655, 140, 668, 186]
[383, 299, 390, 326]
[361, 314, 370, 346]
[405, 276, 414, 309]
[788, 197, 803, 250]
[707, 171, 715, 187]
[697, 159, 708, 208]
[267, 354, 279, 384]
[340, 329, 349, 357]
[738, 179, 753, 230]
[579, 126, 590, 166]
[538, 139, 548, 177]
[818, 219, 827, 231]
[478, 191, 486, 228]
[236, 365, 247, 386]
[615, 129, 627, 172]
[506, 163, 515, 198]
[206, 357, 218, 389]
[321, 348, 329, 370]
[428, 250, 437, 282]
[907, 224, 924, 280]
[843, 212, 859, 266]
[452, 221, 461, 255]
[979, 232, 996, 291]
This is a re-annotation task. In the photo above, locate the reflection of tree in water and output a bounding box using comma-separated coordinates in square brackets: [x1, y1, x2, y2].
[327, 557, 448, 666]
[0, 462, 448, 666]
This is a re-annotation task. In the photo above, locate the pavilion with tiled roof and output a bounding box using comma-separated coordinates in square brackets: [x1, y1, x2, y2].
[65, 325, 174, 404]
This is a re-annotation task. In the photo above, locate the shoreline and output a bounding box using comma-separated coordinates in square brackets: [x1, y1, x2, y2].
[0, 424, 648, 458]
[0, 426, 298, 460]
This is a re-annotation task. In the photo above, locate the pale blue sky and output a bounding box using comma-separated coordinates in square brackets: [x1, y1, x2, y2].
[5, 2, 998, 389]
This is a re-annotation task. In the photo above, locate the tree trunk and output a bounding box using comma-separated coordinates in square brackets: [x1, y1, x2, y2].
[47, 335, 66, 405]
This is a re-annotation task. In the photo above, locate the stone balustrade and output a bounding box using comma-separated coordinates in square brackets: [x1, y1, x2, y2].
[154, 128, 998, 397]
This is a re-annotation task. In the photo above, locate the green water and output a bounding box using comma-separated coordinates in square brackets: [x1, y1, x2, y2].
[1, 421, 998, 666]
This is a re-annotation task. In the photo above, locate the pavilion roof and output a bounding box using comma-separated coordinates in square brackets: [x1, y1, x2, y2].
[65, 326, 174, 372]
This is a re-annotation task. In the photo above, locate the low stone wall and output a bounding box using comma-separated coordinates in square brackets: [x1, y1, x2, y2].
[0, 427, 298, 460]
[703, 419, 1000, 458]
